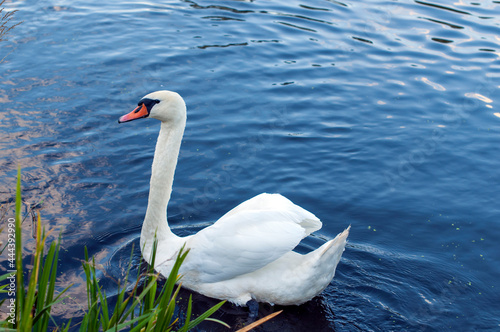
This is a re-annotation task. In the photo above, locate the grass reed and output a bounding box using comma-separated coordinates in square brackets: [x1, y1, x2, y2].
[0, 0, 21, 63]
[0, 168, 228, 331]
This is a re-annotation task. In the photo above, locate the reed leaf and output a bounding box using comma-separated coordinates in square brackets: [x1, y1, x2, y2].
[15, 167, 24, 327]
[185, 300, 227, 331]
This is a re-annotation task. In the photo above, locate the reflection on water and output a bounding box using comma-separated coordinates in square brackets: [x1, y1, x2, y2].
[1, 0, 499, 330]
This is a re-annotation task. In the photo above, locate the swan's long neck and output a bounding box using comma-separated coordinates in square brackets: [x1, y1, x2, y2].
[140, 119, 185, 259]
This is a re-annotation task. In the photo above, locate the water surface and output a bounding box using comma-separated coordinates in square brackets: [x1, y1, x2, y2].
[1, 0, 499, 330]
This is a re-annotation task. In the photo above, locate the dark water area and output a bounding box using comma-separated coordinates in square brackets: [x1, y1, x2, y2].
[1, 0, 499, 330]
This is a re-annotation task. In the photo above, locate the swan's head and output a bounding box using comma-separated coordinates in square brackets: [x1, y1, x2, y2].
[118, 90, 186, 124]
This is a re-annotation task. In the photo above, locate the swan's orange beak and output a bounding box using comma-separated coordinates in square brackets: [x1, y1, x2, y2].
[118, 104, 149, 123]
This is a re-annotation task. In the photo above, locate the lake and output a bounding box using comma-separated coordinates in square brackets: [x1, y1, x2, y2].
[1, 0, 499, 330]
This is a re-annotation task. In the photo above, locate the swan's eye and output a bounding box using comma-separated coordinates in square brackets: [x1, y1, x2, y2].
[138, 98, 161, 113]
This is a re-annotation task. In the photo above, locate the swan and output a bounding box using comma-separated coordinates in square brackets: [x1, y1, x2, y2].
[118, 90, 350, 308]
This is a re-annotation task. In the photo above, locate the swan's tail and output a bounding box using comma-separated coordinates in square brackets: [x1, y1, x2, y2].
[308, 225, 350, 272]
[319, 225, 350, 258]
[302, 225, 350, 295]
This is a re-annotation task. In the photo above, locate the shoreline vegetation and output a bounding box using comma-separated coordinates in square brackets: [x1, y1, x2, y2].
[0, 166, 279, 330]
[0, 168, 228, 331]
[0, 168, 282, 331]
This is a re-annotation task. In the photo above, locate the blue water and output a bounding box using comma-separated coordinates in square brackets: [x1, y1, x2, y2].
[1, 0, 499, 330]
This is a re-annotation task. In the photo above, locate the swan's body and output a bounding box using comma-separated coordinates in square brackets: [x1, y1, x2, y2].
[119, 91, 349, 306]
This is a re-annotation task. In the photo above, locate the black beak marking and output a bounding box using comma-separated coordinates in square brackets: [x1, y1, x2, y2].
[139, 98, 161, 113]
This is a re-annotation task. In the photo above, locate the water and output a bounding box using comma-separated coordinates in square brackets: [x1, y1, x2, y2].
[1, 0, 499, 330]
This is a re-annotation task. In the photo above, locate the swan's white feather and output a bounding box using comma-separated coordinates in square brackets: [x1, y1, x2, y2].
[182, 194, 319, 283]
[217, 193, 321, 235]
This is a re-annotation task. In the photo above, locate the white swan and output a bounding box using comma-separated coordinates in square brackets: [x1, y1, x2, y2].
[119, 90, 350, 307]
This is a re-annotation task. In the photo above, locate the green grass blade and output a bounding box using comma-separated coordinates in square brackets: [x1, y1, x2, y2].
[36, 240, 56, 306]
[45, 233, 62, 309]
[108, 285, 125, 326]
[185, 300, 227, 330]
[148, 234, 158, 274]
[157, 246, 189, 311]
[204, 317, 231, 328]
[61, 318, 72, 332]
[79, 313, 89, 332]
[99, 289, 110, 330]
[156, 283, 182, 331]
[20, 210, 44, 329]
[15, 166, 24, 326]
[34, 238, 57, 330]
[82, 250, 102, 332]
[104, 311, 156, 332]
[147, 277, 157, 310]
[32, 282, 73, 326]
[0, 272, 11, 283]
[177, 294, 193, 332]
[128, 312, 157, 332]
[116, 273, 159, 326]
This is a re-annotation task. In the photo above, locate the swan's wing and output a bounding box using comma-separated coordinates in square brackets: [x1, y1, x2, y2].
[186, 210, 306, 283]
[218, 193, 322, 235]
[183, 194, 322, 283]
